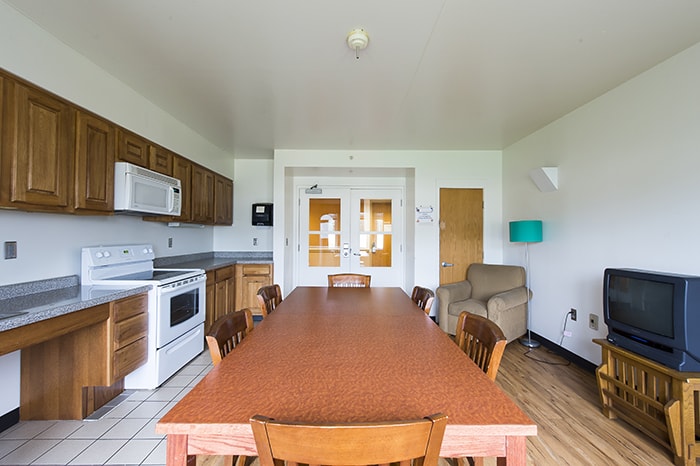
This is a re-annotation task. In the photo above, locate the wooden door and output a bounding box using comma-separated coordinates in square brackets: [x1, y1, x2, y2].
[439, 188, 483, 285]
[74, 111, 115, 212]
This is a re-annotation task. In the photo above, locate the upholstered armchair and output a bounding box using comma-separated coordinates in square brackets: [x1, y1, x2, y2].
[436, 263, 529, 342]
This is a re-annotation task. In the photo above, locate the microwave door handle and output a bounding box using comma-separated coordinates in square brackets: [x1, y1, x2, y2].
[168, 186, 175, 213]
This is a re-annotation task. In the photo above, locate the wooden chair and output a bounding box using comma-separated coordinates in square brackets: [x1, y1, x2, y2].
[411, 285, 435, 315]
[256, 284, 282, 317]
[455, 311, 507, 381]
[206, 308, 254, 366]
[327, 273, 371, 288]
[250, 412, 447, 466]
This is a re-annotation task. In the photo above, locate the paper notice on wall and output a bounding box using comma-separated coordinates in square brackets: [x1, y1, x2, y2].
[415, 205, 434, 223]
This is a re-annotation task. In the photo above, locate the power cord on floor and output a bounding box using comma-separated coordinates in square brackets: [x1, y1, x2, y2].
[521, 310, 574, 365]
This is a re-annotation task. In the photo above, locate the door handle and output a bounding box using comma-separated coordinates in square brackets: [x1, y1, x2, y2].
[441, 262, 454, 267]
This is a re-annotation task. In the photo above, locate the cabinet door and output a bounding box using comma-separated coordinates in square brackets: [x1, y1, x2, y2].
[172, 155, 192, 222]
[214, 277, 235, 321]
[117, 128, 149, 167]
[235, 264, 273, 315]
[215, 174, 233, 225]
[192, 163, 215, 224]
[3, 81, 74, 211]
[74, 111, 115, 212]
[149, 144, 173, 175]
[205, 280, 215, 334]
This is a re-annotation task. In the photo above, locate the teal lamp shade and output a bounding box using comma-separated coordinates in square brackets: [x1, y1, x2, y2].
[509, 220, 543, 243]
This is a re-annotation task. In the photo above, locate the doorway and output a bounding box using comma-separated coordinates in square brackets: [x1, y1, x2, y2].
[298, 187, 404, 286]
[439, 188, 483, 285]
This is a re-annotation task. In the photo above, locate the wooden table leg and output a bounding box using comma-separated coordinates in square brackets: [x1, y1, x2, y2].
[165, 434, 196, 466]
[497, 436, 526, 466]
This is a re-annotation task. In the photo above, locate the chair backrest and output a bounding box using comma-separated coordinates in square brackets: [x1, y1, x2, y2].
[250, 413, 447, 466]
[327, 273, 371, 288]
[206, 308, 254, 366]
[455, 311, 507, 381]
[256, 284, 282, 317]
[411, 286, 435, 315]
[466, 263, 526, 302]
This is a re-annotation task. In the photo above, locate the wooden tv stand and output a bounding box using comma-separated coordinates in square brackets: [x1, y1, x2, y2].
[594, 339, 700, 466]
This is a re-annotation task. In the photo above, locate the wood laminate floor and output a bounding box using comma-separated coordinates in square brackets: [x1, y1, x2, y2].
[200, 343, 689, 466]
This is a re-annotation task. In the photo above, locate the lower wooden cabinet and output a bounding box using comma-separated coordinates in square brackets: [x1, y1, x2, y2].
[204, 263, 273, 332]
[19, 292, 148, 420]
[235, 263, 273, 316]
[205, 265, 235, 334]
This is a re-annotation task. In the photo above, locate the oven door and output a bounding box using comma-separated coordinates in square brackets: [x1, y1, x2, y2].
[156, 274, 206, 348]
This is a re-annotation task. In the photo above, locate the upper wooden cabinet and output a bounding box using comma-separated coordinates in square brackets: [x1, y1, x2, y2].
[0, 68, 233, 223]
[149, 144, 173, 176]
[116, 128, 150, 167]
[1, 78, 75, 212]
[192, 163, 215, 224]
[74, 111, 115, 213]
[215, 174, 233, 225]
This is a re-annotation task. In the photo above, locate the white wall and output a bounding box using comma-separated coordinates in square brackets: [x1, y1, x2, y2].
[0, 1, 245, 286]
[503, 42, 700, 364]
[214, 159, 274, 252]
[273, 150, 503, 297]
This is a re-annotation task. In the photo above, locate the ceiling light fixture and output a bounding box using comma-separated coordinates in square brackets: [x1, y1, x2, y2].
[347, 28, 369, 59]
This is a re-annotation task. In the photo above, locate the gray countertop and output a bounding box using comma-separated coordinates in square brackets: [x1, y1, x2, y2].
[0, 276, 151, 333]
[0, 251, 272, 333]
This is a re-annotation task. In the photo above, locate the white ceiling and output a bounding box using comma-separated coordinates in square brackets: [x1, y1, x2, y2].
[5, 1, 700, 157]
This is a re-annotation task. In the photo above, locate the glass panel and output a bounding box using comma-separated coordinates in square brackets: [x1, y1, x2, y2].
[308, 198, 341, 267]
[358, 199, 392, 268]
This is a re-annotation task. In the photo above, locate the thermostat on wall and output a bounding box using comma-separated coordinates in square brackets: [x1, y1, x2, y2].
[252, 203, 273, 226]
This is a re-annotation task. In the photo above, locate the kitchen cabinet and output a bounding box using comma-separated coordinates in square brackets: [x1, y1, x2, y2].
[74, 110, 115, 213]
[17, 292, 148, 420]
[1, 77, 75, 212]
[172, 155, 193, 222]
[116, 128, 150, 167]
[149, 144, 174, 176]
[0, 68, 233, 222]
[215, 174, 234, 225]
[205, 265, 236, 333]
[235, 263, 273, 316]
[192, 163, 215, 224]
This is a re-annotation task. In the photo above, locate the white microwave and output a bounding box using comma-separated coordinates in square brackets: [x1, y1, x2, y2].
[114, 162, 182, 216]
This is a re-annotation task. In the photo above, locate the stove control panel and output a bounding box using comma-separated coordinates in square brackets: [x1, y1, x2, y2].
[82, 244, 155, 267]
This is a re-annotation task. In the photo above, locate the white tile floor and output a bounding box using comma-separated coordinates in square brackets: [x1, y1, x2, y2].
[0, 350, 213, 466]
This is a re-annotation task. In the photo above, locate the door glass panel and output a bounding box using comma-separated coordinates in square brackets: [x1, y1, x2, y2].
[308, 198, 341, 267]
[358, 199, 392, 268]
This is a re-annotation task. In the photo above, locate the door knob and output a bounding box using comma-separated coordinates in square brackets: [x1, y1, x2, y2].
[441, 262, 454, 267]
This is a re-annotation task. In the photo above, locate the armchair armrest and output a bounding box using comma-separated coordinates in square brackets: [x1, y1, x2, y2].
[487, 286, 529, 312]
[436, 281, 472, 332]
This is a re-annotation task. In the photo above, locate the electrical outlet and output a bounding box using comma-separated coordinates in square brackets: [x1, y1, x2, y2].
[589, 313, 599, 331]
[564, 330, 572, 337]
[168, 237, 173, 248]
[253, 237, 258, 246]
[4, 241, 17, 259]
[570, 308, 577, 321]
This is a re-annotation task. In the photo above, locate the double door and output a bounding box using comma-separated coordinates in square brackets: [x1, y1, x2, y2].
[298, 188, 403, 287]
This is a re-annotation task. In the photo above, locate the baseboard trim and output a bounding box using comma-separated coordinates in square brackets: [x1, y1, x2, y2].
[529, 331, 597, 374]
[0, 408, 19, 433]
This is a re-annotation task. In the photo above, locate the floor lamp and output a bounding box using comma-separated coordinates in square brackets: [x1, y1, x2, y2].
[509, 220, 543, 348]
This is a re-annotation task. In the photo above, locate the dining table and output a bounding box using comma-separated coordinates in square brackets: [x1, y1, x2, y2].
[155, 286, 537, 465]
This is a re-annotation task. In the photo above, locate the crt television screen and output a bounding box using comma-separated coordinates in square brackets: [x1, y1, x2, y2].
[608, 275, 674, 338]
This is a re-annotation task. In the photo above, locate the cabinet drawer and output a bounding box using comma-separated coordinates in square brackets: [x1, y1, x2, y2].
[113, 293, 148, 322]
[215, 265, 235, 281]
[114, 313, 148, 349]
[238, 263, 271, 276]
[113, 337, 147, 380]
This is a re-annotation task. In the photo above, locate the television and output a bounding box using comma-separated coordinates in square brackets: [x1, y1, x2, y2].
[604, 268, 700, 372]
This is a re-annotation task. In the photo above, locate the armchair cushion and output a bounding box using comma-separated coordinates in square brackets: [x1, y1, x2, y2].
[437, 263, 529, 342]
